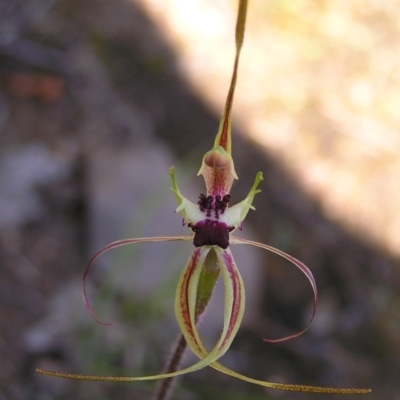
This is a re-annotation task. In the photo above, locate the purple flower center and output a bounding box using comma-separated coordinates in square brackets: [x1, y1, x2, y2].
[189, 194, 233, 249]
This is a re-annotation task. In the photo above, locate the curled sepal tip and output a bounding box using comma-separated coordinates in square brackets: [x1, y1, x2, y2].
[37, 247, 245, 383]
[171, 241, 371, 394]
[231, 235, 317, 343]
[82, 235, 193, 326]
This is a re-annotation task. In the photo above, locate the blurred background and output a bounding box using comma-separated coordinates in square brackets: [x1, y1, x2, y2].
[1, 0, 399, 399]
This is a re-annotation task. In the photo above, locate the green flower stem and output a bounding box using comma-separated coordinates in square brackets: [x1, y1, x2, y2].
[153, 334, 187, 400]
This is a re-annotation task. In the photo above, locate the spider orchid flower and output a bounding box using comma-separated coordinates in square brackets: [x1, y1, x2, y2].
[37, 0, 370, 395]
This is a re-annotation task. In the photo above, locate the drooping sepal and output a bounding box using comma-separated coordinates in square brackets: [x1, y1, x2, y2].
[209, 361, 372, 394]
[174, 240, 370, 395]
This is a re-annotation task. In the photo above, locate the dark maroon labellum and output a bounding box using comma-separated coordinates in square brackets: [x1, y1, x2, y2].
[190, 220, 233, 249]
[189, 193, 233, 249]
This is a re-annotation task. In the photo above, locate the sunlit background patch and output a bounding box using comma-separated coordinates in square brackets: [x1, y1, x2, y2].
[139, 0, 400, 256]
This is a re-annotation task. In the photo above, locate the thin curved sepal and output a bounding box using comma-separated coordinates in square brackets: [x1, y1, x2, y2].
[175, 245, 370, 394]
[230, 235, 318, 343]
[36, 331, 232, 383]
[171, 246, 370, 394]
[82, 235, 193, 325]
[36, 243, 223, 383]
[209, 361, 372, 394]
[35, 361, 368, 393]
[35, 342, 223, 383]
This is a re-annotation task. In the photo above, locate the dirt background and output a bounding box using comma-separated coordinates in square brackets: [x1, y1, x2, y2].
[0, 1, 399, 399]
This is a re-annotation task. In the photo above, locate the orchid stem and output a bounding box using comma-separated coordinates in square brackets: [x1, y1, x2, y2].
[155, 2, 248, 399]
[153, 334, 187, 400]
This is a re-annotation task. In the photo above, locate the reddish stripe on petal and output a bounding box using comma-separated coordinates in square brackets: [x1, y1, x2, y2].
[179, 249, 201, 335]
[220, 250, 243, 350]
[218, 55, 239, 151]
[175, 247, 210, 358]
